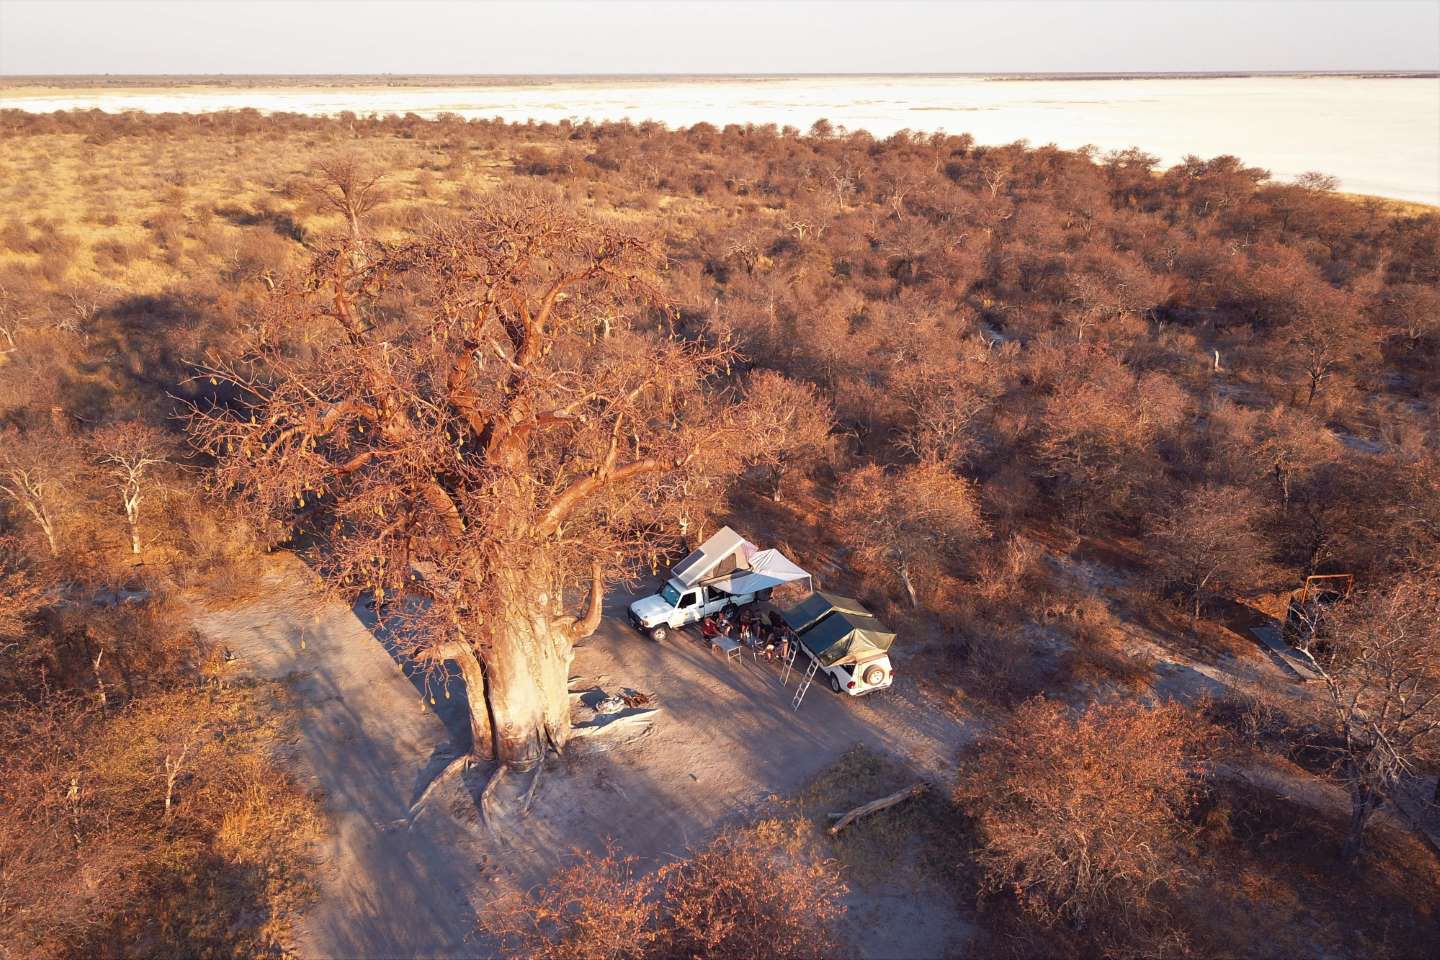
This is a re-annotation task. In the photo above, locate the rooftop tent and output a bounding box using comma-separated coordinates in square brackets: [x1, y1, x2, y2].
[782, 591, 872, 634]
[797, 610, 897, 667]
[782, 591, 896, 666]
[704, 547, 812, 596]
[671, 526, 756, 588]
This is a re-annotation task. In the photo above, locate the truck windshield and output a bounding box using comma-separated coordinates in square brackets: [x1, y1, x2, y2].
[660, 582, 683, 606]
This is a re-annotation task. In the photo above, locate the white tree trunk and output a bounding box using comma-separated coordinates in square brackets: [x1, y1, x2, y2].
[899, 560, 919, 609]
[124, 493, 142, 554]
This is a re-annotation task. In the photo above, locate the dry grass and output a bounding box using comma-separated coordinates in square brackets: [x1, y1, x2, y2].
[779, 746, 974, 893]
[0, 131, 492, 297]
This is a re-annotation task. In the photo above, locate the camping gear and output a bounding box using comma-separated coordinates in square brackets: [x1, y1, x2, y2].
[782, 592, 896, 666]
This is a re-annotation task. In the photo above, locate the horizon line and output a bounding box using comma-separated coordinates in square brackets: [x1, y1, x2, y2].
[3, 70, 1437, 80]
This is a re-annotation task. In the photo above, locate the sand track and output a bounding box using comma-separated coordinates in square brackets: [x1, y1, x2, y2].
[193, 554, 977, 959]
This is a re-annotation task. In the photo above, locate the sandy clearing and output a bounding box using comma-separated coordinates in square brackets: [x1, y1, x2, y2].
[192, 557, 478, 958]
[193, 555, 979, 959]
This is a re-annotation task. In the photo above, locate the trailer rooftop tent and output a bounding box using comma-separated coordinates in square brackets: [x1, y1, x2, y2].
[783, 592, 896, 666]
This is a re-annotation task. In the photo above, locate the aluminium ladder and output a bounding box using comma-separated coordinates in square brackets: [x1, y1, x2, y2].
[791, 656, 820, 711]
[780, 643, 798, 686]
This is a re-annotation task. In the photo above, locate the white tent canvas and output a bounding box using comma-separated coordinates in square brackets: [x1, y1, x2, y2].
[706, 547, 812, 596]
[668, 526, 810, 596]
[670, 526, 757, 588]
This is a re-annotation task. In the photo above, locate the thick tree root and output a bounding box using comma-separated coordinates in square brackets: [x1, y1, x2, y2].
[478, 764, 508, 826]
[405, 752, 473, 826]
[520, 753, 544, 815]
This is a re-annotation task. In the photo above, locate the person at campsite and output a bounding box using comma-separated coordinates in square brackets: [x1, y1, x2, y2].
[701, 615, 718, 639]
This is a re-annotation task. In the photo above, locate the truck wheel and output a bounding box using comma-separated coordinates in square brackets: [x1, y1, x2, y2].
[828, 672, 843, 694]
[863, 665, 886, 686]
[650, 625, 668, 643]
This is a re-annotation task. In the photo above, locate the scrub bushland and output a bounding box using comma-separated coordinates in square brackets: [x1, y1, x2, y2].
[1, 107, 1437, 955]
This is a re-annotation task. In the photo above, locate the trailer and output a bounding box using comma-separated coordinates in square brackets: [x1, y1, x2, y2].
[785, 592, 895, 705]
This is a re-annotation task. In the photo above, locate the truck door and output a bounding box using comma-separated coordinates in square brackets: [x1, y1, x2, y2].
[702, 586, 727, 615]
[676, 589, 701, 624]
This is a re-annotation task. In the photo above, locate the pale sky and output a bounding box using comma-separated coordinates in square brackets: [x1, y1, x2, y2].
[0, 0, 1437, 76]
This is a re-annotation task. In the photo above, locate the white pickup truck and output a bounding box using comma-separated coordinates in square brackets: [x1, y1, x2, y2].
[626, 525, 810, 643]
[627, 579, 759, 642]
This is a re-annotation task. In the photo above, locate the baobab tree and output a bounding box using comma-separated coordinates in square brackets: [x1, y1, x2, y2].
[190, 196, 790, 773]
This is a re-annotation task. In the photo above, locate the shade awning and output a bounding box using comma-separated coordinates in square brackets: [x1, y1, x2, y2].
[705, 547, 812, 596]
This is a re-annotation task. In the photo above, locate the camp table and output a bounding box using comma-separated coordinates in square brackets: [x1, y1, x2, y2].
[710, 633, 742, 665]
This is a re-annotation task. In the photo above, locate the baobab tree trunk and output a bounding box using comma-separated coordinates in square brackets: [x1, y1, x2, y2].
[443, 571, 594, 768]
[447, 644, 494, 760]
[482, 610, 574, 767]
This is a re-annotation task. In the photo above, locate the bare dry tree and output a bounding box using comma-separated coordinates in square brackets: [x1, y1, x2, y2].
[835, 460, 988, 607]
[735, 370, 834, 502]
[57, 287, 102, 335]
[1381, 282, 1440, 344]
[0, 284, 29, 362]
[475, 846, 658, 960]
[658, 826, 846, 960]
[92, 421, 173, 556]
[1146, 482, 1269, 625]
[957, 697, 1208, 933]
[189, 195, 786, 775]
[475, 828, 845, 960]
[310, 154, 388, 241]
[0, 428, 74, 558]
[1291, 572, 1440, 860]
[0, 537, 47, 658]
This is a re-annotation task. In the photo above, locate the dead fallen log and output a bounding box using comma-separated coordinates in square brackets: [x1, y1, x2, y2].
[827, 782, 926, 836]
[570, 708, 659, 737]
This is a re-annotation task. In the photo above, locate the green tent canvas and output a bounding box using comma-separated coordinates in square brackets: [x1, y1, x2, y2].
[782, 591, 871, 634]
[784, 593, 896, 667]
